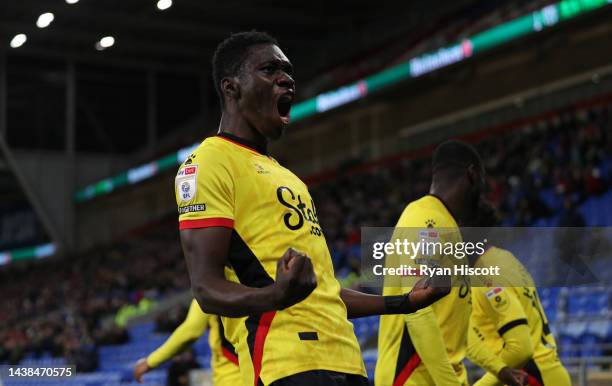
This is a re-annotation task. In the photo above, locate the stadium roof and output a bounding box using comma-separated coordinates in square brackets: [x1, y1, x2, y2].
[0, 0, 478, 76]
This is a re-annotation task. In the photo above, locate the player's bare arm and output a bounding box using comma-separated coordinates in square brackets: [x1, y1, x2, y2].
[341, 276, 451, 318]
[181, 227, 317, 317]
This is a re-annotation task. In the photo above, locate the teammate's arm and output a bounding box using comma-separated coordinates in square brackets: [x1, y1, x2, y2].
[387, 213, 461, 385]
[496, 323, 533, 367]
[467, 324, 526, 386]
[340, 276, 450, 318]
[133, 299, 210, 383]
[405, 307, 463, 386]
[473, 324, 533, 386]
[484, 288, 534, 368]
[182, 227, 316, 317]
[471, 288, 534, 386]
[467, 323, 506, 376]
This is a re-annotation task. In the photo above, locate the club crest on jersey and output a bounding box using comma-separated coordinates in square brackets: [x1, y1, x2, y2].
[184, 153, 196, 165]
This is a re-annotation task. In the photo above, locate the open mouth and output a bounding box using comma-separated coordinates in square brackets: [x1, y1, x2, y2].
[277, 95, 293, 124]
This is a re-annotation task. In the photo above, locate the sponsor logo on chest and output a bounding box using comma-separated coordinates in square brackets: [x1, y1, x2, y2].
[276, 186, 321, 232]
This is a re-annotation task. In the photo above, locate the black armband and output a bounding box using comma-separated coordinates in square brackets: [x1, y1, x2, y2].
[383, 294, 415, 314]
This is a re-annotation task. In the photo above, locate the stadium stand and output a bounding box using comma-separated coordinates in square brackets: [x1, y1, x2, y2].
[305, 0, 553, 97]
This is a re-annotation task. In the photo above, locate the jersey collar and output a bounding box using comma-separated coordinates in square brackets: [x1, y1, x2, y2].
[217, 132, 267, 155]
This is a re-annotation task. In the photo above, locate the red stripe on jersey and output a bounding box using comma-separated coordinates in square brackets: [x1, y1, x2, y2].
[393, 353, 421, 386]
[526, 374, 543, 386]
[179, 218, 234, 230]
[252, 311, 276, 386]
[221, 346, 239, 366]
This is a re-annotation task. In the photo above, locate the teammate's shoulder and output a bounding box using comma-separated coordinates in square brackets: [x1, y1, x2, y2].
[480, 246, 511, 263]
[397, 195, 453, 227]
[482, 247, 525, 271]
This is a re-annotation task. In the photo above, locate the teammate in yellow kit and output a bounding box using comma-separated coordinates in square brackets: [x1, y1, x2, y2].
[133, 299, 241, 385]
[177, 31, 448, 386]
[376, 140, 487, 386]
[375, 142, 523, 386]
[467, 206, 571, 386]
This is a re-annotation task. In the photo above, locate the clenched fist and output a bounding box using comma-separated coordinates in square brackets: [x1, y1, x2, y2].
[273, 248, 317, 309]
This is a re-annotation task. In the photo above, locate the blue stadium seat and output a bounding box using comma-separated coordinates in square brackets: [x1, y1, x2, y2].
[128, 321, 156, 339]
[587, 320, 610, 339]
[192, 331, 211, 357]
[539, 287, 560, 322]
[605, 321, 612, 341]
[19, 357, 67, 367]
[196, 354, 211, 369]
[362, 349, 378, 380]
[566, 288, 610, 318]
[579, 333, 603, 363]
[600, 159, 612, 179]
[140, 369, 167, 384]
[578, 194, 612, 227]
[558, 334, 578, 361]
[350, 316, 379, 345]
[540, 189, 562, 212]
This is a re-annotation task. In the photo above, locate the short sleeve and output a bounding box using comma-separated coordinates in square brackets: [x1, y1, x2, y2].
[482, 287, 528, 335]
[175, 150, 234, 230]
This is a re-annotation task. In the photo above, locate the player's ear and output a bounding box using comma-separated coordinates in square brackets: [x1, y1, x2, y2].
[467, 164, 479, 185]
[221, 77, 241, 102]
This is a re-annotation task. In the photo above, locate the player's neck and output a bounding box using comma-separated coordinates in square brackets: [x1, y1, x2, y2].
[429, 185, 469, 225]
[218, 112, 267, 150]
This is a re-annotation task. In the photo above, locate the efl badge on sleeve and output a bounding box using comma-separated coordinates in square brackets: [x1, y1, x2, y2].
[486, 287, 509, 311]
[176, 165, 198, 202]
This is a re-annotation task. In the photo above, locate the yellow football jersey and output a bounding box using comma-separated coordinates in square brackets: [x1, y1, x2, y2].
[469, 247, 570, 386]
[376, 195, 470, 386]
[207, 307, 242, 385]
[175, 133, 366, 386]
[146, 299, 241, 386]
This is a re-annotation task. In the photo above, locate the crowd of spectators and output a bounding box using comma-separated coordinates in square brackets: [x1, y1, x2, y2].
[0, 102, 610, 371]
[315, 103, 610, 277]
[0, 226, 188, 369]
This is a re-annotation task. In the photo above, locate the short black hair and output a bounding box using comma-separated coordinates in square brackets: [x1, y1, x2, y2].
[212, 31, 278, 108]
[432, 139, 482, 175]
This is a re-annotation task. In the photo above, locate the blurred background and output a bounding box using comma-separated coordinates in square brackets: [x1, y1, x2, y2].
[0, 0, 611, 385]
